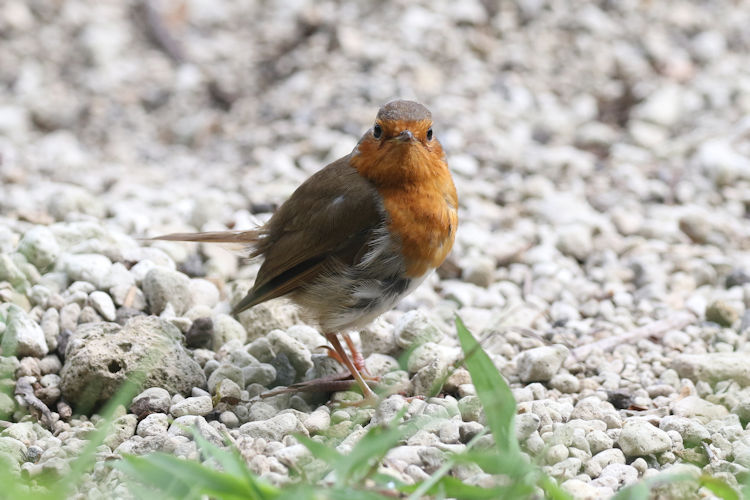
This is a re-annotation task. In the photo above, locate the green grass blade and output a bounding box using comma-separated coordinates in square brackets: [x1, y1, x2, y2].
[401, 476, 516, 500]
[455, 316, 518, 454]
[190, 426, 279, 498]
[114, 454, 194, 499]
[116, 452, 261, 500]
[295, 433, 344, 466]
[336, 417, 407, 485]
[699, 475, 740, 500]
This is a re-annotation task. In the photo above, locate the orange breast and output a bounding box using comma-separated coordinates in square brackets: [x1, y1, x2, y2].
[379, 173, 458, 277]
[349, 123, 459, 277]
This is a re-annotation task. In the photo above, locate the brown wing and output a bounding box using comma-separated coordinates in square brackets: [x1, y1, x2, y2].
[235, 155, 385, 313]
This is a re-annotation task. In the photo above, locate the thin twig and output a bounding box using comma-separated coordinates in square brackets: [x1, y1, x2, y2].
[571, 311, 696, 359]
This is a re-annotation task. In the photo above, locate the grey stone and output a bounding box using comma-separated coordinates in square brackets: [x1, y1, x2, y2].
[236, 300, 300, 341]
[57, 254, 112, 289]
[168, 415, 224, 446]
[211, 314, 246, 349]
[207, 364, 244, 393]
[659, 416, 710, 446]
[130, 387, 172, 417]
[136, 413, 170, 437]
[360, 319, 398, 356]
[18, 227, 60, 271]
[285, 325, 326, 351]
[1, 304, 48, 357]
[516, 345, 569, 383]
[216, 411, 238, 429]
[267, 329, 313, 377]
[705, 300, 739, 327]
[215, 378, 242, 404]
[395, 310, 444, 348]
[247, 337, 275, 363]
[242, 363, 276, 387]
[170, 396, 213, 417]
[60, 316, 205, 410]
[142, 267, 192, 315]
[0, 254, 29, 291]
[671, 395, 728, 422]
[103, 414, 138, 449]
[617, 420, 671, 457]
[188, 278, 219, 309]
[585, 448, 626, 478]
[88, 291, 116, 321]
[185, 317, 213, 348]
[0, 436, 27, 463]
[239, 413, 307, 441]
[59, 303, 80, 331]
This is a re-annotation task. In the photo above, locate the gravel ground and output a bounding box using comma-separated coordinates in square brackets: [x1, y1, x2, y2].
[2, 0, 750, 498]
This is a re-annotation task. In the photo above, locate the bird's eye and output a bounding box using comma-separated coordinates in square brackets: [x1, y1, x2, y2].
[426, 128, 433, 141]
[373, 124, 382, 139]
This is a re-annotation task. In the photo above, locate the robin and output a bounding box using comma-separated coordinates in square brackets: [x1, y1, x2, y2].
[154, 100, 458, 404]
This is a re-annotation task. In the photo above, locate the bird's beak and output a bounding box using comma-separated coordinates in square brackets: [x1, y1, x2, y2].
[395, 130, 415, 142]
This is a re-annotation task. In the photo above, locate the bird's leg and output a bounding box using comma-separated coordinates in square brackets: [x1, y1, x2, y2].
[326, 333, 379, 404]
[341, 333, 369, 375]
[322, 334, 377, 381]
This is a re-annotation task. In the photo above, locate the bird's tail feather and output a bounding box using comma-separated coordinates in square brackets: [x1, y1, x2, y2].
[147, 230, 262, 243]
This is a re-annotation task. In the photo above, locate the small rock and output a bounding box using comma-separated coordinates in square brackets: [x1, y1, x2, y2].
[549, 373, 580, 393]
[236, 300, 300, 341]
[57, 254, 112, 289]
[1, 305, 48, 357]
[673, 353, 750, 386]
[411, 358, 449, 396]
[617, 420, 671, 457]
[239, 413, 307, 441]
[104, 414, 138, 449]
[395, 310, 444, 349]
[556, 224, 593, 261]
[515, 345, 569, 383]
[461, 256, 495, 287]
[303, 406, 331, 434]
[170, 396, 213, 417]
[705, 300, 738, 327]
[585, 448, 626, 478]
[458, 395, 484, 423]
[266, 329, 313, 377]
[168, 415, 223, 446]
[188, 279, 219, 308]
[659, 416, 710, 446]
[215, 378, 242, 405]
[130, 388, 172, 418]
[185, 317, 213, 348]
[136, 413, 170, 437]
[211, 314, 246, 349]
[142, 268, 192, 315]
[726, 269, 750, 288]
[671, 395, 728, 422]
[242, 363, 276, 387]
[18, 227, 60, 270]
[88, 291, 116, 322]
[207, 364, 244, 393]
[360, 319, 397, 356]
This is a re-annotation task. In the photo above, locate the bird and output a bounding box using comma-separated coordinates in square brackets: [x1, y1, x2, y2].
[153, 100, 458, 404]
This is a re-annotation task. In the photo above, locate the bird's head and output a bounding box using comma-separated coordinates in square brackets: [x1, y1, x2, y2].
[351, 100, 447, 187]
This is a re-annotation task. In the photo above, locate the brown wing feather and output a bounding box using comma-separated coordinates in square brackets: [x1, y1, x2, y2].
[147, 157, 385, 315]
[239, 156, 385, 311]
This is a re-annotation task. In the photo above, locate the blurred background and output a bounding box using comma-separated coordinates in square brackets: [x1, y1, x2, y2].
[1, 0, 750, 281]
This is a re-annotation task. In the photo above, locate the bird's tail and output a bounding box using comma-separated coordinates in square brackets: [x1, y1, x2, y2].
[146, 230, 262, 244]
